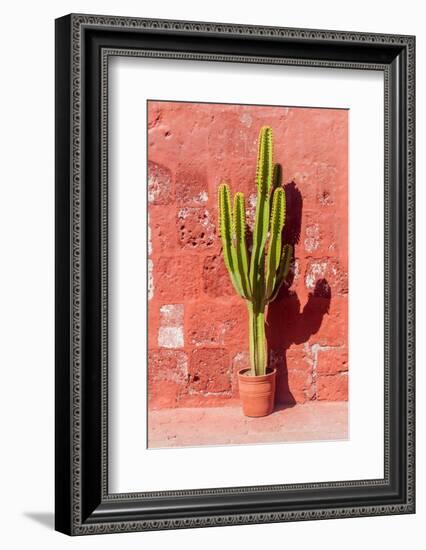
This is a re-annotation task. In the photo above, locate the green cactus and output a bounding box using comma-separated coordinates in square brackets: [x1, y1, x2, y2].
[218, 126, 293, 376]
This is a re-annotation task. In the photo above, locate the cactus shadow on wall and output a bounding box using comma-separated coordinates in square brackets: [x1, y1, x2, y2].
[266, 180, 332, 406]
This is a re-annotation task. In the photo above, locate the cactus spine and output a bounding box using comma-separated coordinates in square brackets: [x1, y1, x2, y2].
[218, 126, 293, 376]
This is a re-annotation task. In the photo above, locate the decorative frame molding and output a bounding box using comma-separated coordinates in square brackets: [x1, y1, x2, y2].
[55, 13, 415, 535]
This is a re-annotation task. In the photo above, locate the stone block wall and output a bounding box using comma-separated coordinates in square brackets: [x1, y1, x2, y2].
[147, 101, 348, 409]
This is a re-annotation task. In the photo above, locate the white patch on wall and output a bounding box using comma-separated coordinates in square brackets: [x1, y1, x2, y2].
[290, 258, 300, 283]
[158, 304, 184, 348]
[194, 190, 208, 203]
[158, 327, 184, 349]
[305, 261, 328, 289]
[148, 259, 154, 300]
[240, 112, 252, 127]
[147, 161, 172, 204]
[246, 193, 257, 231]
[304, 224, 320, 252]
[160, 304, 184, 325]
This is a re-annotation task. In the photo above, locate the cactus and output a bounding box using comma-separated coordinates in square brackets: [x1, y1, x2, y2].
[218, 126, 293, 376]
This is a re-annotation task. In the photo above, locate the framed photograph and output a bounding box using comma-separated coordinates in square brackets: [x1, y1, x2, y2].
[55, 14, 415, 535]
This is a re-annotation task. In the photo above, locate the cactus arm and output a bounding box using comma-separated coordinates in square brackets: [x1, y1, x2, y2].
[218, 183, 244, 298]
[280, 243, 293, 281]
[256, 126, 273, 195]
[233, 192, 251, 299]
[269, 243, 293, 302]
[249, 127, 273, 307]
[272, 163, 282, 192]
[265, 187, 286, 300]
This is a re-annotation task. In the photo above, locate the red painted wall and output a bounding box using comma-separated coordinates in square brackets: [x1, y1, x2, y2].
[147, 101, 348, 409]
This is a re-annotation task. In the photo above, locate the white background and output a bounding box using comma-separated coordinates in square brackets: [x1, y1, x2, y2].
[110, 58, 384, 492]
[0, 0, 423, 548]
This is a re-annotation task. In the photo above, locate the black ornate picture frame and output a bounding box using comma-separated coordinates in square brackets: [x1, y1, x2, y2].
[55, 13, 415, 535]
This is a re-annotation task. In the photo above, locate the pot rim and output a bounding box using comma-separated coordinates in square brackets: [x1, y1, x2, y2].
[237, 367, 276, 380]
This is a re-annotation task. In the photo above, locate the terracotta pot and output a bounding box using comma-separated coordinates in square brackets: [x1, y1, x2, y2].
[237, 368, 276, 417]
